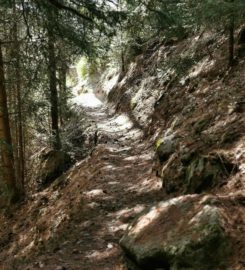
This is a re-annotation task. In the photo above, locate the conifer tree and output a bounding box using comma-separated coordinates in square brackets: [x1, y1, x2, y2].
[0, 42, 19, 202]
[190, 0, 245, 65]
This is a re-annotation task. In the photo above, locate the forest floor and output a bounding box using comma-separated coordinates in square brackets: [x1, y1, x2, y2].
[0, 91, 164, 270]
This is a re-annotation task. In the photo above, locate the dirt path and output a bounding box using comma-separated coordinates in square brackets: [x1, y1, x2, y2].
[63, 95, 162, 270]
[18, 93, 163, 270]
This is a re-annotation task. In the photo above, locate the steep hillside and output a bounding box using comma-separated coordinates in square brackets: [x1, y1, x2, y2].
[107, 31, 245, 196]
[105, 31, 245, 269]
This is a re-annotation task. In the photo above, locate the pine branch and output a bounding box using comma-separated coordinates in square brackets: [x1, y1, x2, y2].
[44, 0, 93, 22]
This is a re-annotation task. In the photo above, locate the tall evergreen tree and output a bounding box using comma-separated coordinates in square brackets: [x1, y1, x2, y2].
[0, 42, 19, 202]
[190, 0, 245, 65]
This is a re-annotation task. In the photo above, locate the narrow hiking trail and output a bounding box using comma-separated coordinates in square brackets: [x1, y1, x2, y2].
[34, 91, 163, 270]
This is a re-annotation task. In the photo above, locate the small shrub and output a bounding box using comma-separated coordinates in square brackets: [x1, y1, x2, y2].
[76, 56, 98, 80]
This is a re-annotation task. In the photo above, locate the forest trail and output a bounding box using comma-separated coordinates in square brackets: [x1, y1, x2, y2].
[35, 91, 162, 270]
[1, 1, 245, 269]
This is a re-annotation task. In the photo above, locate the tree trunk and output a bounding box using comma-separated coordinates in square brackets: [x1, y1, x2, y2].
[228, 0, 235, 66]
[58, 59, 68, 127]
[13, 0, 25, 194]
[121, 50, 125, 73]
[0, 42, 19, 202]
[48, 26, 61, 150]
[228, 19, 235, 66]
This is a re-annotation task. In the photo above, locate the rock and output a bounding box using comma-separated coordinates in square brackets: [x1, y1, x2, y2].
[55, 267, 67, 270]
[120, 195, 231, 270]
[160, 154, 185, 194]
[156, 135, 176, 163]
[38, 261, 45, 268]
[237, 27, 245, 57]
[192, 117, 211, 134]
[158, 150, 237, 194]
[185, 152, 237, 193]
[107, 243, 113, 249]
[38, 150, 71, 188]
[72, 249, 80, 254]
[238, 26, 245, 45]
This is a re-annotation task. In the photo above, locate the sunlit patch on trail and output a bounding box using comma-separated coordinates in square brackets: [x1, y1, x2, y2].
[83, 189, 114, 201]
[113, 205, 146, 223]
[97, 114, 133, 132]
[108, 181, 120, 185]
[84, 189, 105, 197]
[116, 205, 146, 216]
[126, 177, 162, 194]
[72, 92, 102, 107]
[107, 223, 128, 234]
[123, 153, 153, 162]
[105, 205, 147, 236]
[85, 248, 118, 260]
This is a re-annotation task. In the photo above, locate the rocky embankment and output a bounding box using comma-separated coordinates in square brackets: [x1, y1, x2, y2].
[105, 31, 245, 269]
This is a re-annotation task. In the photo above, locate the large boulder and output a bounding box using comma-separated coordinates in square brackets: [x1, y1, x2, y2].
[156, 135, 176, 163]
[157, 149, 237, 195]
[160, 154, 185, 194]
[184, 153, 235, 193]
[120, 195, 231, 270]
[238, 26, 245, 45]
[38, 150, 71, 188]
[238, 27, 245, 57]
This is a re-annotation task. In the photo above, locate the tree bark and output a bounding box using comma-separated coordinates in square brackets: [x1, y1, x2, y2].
[228, 0, 235, 66]
[228, 18, 235, 66]
[13, 0, 25, 194]
[58, 59, 68, 127]
[0, 42, 19, 202]
[48, 25, 61, 150]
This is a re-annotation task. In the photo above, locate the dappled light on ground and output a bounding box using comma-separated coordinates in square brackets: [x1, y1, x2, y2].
[98, 114, 133, 133]
[72, 92, 103, 108]
[64, 92, 162, 269]
[0, 86, 162, 269]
